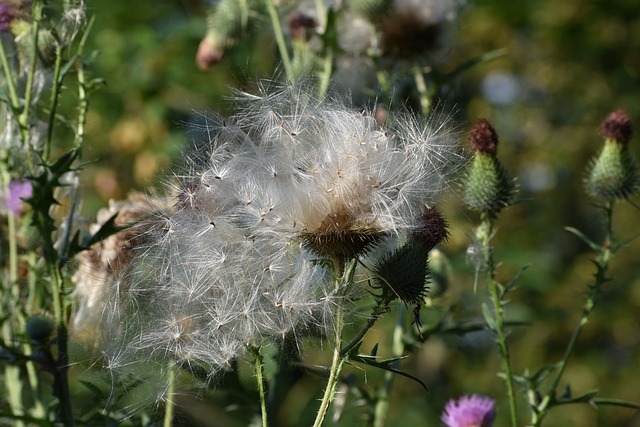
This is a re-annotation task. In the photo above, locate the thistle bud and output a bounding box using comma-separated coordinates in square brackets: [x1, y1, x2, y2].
[196, 34, 224, 70]
[585, 110, 639, 200]
[372, 208, 447, 304]
[287, 12, 316, 40]
[37, 28, 58, 67]
[0, 2, 16, 32]
[411, 207, 449, 251]
[196, 0, 253, 70]
[462, 119, 517, 214]
[373, 241, 430, 305]
[25, 314, 55, 344]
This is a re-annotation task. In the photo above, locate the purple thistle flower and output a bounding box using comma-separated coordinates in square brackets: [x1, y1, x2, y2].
[0, 2, 16, 32]
[441, 394, 496, 427]
[7, 179, 32, 215]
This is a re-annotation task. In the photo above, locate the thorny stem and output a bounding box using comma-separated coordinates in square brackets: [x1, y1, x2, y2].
[372, 303, 405, 427]
[531, 201, 615, 427]
[265, 0, 294, 82]
[253, 347, 269, 427]
[35, 198, 74, 426]
[312, 258, 354, 427]
[481, 214, 518, 427]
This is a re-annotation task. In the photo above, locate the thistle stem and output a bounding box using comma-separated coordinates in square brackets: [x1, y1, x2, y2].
[372, 303, 405, 427]
[412, 61, 432, 116]
[19, 1, 43, 150]
[1, 168, 25, 427]
[44, 44, 63, 162]
[312, 304, 346, 427]
[252, 347, 269, 427]
[532, 201, 614, 426]
[265, 0, 294, 82]
[0, 35, 20, 113]
[481, 215, 518, 427]
[312, 258, 353, 427]
[163, 361, 176, 427]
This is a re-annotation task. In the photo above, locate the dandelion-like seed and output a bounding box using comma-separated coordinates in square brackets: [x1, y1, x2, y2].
[91, 81, 461, 400]
[441, 394, 496, 427]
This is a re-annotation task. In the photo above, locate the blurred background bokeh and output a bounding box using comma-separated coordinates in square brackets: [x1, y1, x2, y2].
[63, 0, 640, 425]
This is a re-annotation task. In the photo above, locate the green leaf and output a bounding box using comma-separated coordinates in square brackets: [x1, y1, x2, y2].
[444, 48, 508, 82]
[503, 264, 530, 294]
[611, 230, 640, 252]
[482, 302, 496, 331]
[68, 211, 122, 258]
[349, 354, 428, 393]
[564, 226, 600, 252]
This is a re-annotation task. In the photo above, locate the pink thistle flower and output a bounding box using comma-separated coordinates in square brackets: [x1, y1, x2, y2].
[441, 394, 496, 427]
[6, 179, 32, 215]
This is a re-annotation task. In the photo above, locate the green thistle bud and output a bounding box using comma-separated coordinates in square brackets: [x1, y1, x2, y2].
[373, 208, 448, 305]
[462, 119, 517, 214]
[373, 241, 430, 305]
[37, 28, 59, 67]
[585, 110, 639, 200]
[197, 0, 259, 70]
[25, 314, 55, 344]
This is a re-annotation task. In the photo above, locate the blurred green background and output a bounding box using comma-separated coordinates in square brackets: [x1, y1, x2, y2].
[66, 0, 640, 425]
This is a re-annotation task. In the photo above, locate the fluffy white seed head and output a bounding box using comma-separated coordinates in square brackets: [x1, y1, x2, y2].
[94, 81, 461, 394]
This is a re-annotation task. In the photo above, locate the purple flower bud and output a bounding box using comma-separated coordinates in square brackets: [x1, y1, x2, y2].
[0, 2, 16, 32]
[600, 109, 633, 146]
[441, 394, 496, 427]
[469, 119, 499, 155]
[7, 179, 32, 215]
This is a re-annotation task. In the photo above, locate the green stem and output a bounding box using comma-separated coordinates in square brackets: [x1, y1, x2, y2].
[339, 301, 387, 358]
[372, 303, 405, 427]
[0, 167, 25, 427]
[312, 309, 346, 427]
[532, 202, 614, 426]
[0, 35, 20, 113]
[74, 16, 95, 150]
[314, 0, 326, 29]
[265, 0, 294, 82]
[481, 215, 518, 427]
[19, 2, 43, 148]
[44, 44, 63, 162]
[312, 258, 352, 427]
[412, 61, 432, 116]
[163, 361, 176, 427]
[317, 46, 333, 99]
[253, 347, 269, 427]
